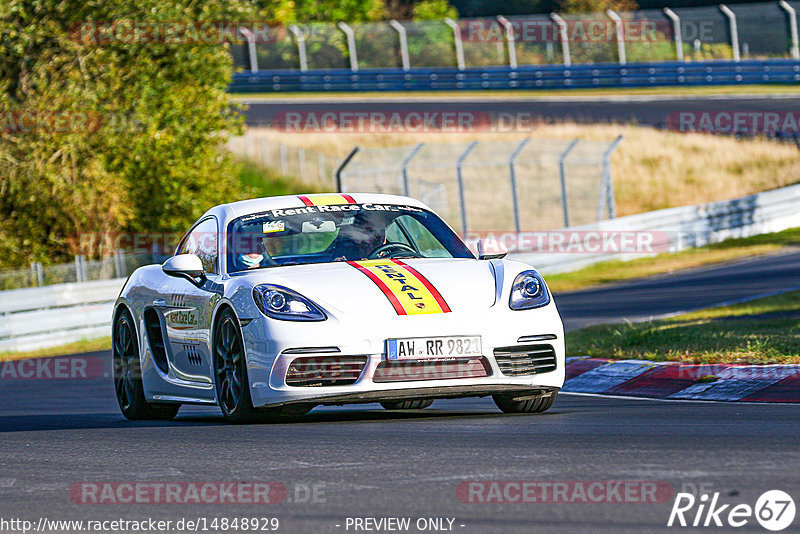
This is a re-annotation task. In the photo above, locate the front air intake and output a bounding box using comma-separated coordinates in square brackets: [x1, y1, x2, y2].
[373, 357, 491, 383]
[493, 345, 557, 376]
[285, 356, 368, 387]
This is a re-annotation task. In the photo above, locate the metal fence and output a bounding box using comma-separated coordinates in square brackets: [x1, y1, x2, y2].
[337, 137, 623, 235]
[227, 132, 341, 189]
[0, 252, 163, 291]
[230, 1, 800, 73]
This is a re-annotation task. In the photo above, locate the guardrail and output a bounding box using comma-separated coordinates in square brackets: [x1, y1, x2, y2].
[229, 59, 800, 92]
[0, 279, 124, 353]
[509, 181, 800, 273]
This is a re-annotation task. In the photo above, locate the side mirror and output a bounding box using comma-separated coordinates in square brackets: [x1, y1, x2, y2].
[162, 254, 206, 285]
[477, 238, 508, 260]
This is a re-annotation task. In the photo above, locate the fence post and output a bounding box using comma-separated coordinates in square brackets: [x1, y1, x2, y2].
[335, 146, 360, 192]
[114, 251, 125, 278]
[338, 22, 359, 72]
[508, 138, 531, 234]
[663, 8, 684, 61]
[444, 18, 466, 70]
[558, 139, 580, 228]
[780, 1, 800, 60]
[389, 20, 410, 71]
[74, 255, 82, 283]
[456, 141, 479, 235]
[400, 143, 425, 196]
[317, 152, 327, 183]
[550, 13, 571, 66]
[606, 10, 627, 65]
[496, 16, 518, 69]
[298, 148, 307, 180]
[30, 263, 38, 287]
[600, 135, 624, 220]
[36, 262, 44, 286]
[238, 27, 259, 73]
[279, 143, 288, 175]
[719, 4, 740, 61]
[288, 25, 309, 72]
[261, 138, 269, 167]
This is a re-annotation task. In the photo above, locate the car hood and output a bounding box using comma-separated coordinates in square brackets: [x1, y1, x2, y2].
[240, 258, 497, 318]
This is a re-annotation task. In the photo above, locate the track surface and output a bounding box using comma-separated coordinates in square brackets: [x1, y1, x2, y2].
[2, 251, 800, 532]
[2, 379, 799, 533]
[555, 248, 800, 331]
[242, 94, 800, 131]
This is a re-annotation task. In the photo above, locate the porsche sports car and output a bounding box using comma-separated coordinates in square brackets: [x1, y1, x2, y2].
[113, 193, 565, 422]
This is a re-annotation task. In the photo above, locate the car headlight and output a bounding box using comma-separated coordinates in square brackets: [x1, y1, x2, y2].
[509, 270, 550, 310]
[252, 284, 327, 321]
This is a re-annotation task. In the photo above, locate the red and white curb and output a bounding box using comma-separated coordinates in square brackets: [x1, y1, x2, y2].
[564, 357, 800, 402]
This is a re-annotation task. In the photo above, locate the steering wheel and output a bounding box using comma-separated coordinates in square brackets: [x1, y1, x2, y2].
[367, 242, 419, 259]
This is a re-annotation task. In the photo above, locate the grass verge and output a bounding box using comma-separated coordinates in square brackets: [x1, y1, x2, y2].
[237, 158, 320, 197]
[230, 84, 800, 100]
[546, 227, 800, 293]
[566, 291, 800, 364]
[0, 337, 110, 362]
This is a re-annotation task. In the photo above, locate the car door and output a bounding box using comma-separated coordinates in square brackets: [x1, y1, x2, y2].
[158, 217, 220, 383]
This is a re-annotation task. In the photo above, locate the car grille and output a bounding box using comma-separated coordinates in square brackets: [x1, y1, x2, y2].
[493, 345, 557, 376]
[285, 356, 368, 387]
[373, 357, 491, 383]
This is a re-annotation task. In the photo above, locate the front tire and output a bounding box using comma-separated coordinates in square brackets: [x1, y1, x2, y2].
[113, 309, 180, 420]
[493, 390, 558, 414]
[213, 309, 262, 423]
[380, 399, 434, 410]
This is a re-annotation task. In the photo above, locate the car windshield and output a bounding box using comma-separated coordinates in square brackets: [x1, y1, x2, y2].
[226, 203, 473, 273]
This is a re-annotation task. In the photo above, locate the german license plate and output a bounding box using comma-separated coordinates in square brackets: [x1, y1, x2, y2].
[385, 336, 482, 361]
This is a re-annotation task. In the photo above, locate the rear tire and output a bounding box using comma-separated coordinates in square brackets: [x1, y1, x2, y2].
[493, 390, 558, 414]
[380, 399, 434, 410]
[113, 309, 180, 421]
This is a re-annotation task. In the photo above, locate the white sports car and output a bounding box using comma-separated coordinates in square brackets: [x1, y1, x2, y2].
[113, 193, 565, 423]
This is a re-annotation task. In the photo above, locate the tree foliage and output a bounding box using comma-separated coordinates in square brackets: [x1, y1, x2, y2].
[0, 0, 252, 266]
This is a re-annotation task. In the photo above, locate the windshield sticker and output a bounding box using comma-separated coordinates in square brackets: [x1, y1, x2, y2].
[263, 220, 285, 233]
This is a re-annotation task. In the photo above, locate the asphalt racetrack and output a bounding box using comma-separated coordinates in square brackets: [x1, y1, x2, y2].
[241, 93, 800, 132]
[2, 251, 799, 533]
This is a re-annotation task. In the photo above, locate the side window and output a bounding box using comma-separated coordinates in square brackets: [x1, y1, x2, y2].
[394, 215, 451, 258]
[384, 220, 412, 247]
[178, 218, 218, 273]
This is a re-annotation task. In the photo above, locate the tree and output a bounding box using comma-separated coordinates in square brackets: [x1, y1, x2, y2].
[0, 0, 251, 266]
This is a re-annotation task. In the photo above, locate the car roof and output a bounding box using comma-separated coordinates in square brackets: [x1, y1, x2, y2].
[203, 193, 433, 224]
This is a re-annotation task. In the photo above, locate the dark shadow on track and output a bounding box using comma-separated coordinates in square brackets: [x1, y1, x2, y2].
[0, 406, 561, 433]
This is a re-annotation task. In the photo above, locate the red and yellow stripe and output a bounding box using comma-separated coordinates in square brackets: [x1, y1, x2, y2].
[347, 259, 451, 316]
[298, 194, 356, 207]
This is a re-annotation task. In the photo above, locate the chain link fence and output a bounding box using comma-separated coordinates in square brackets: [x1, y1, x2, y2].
[232, 1, 800, 72]
[227, 132, 341, 189]
[337, 137, 623, 235]
[0, 252, 164, 291]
